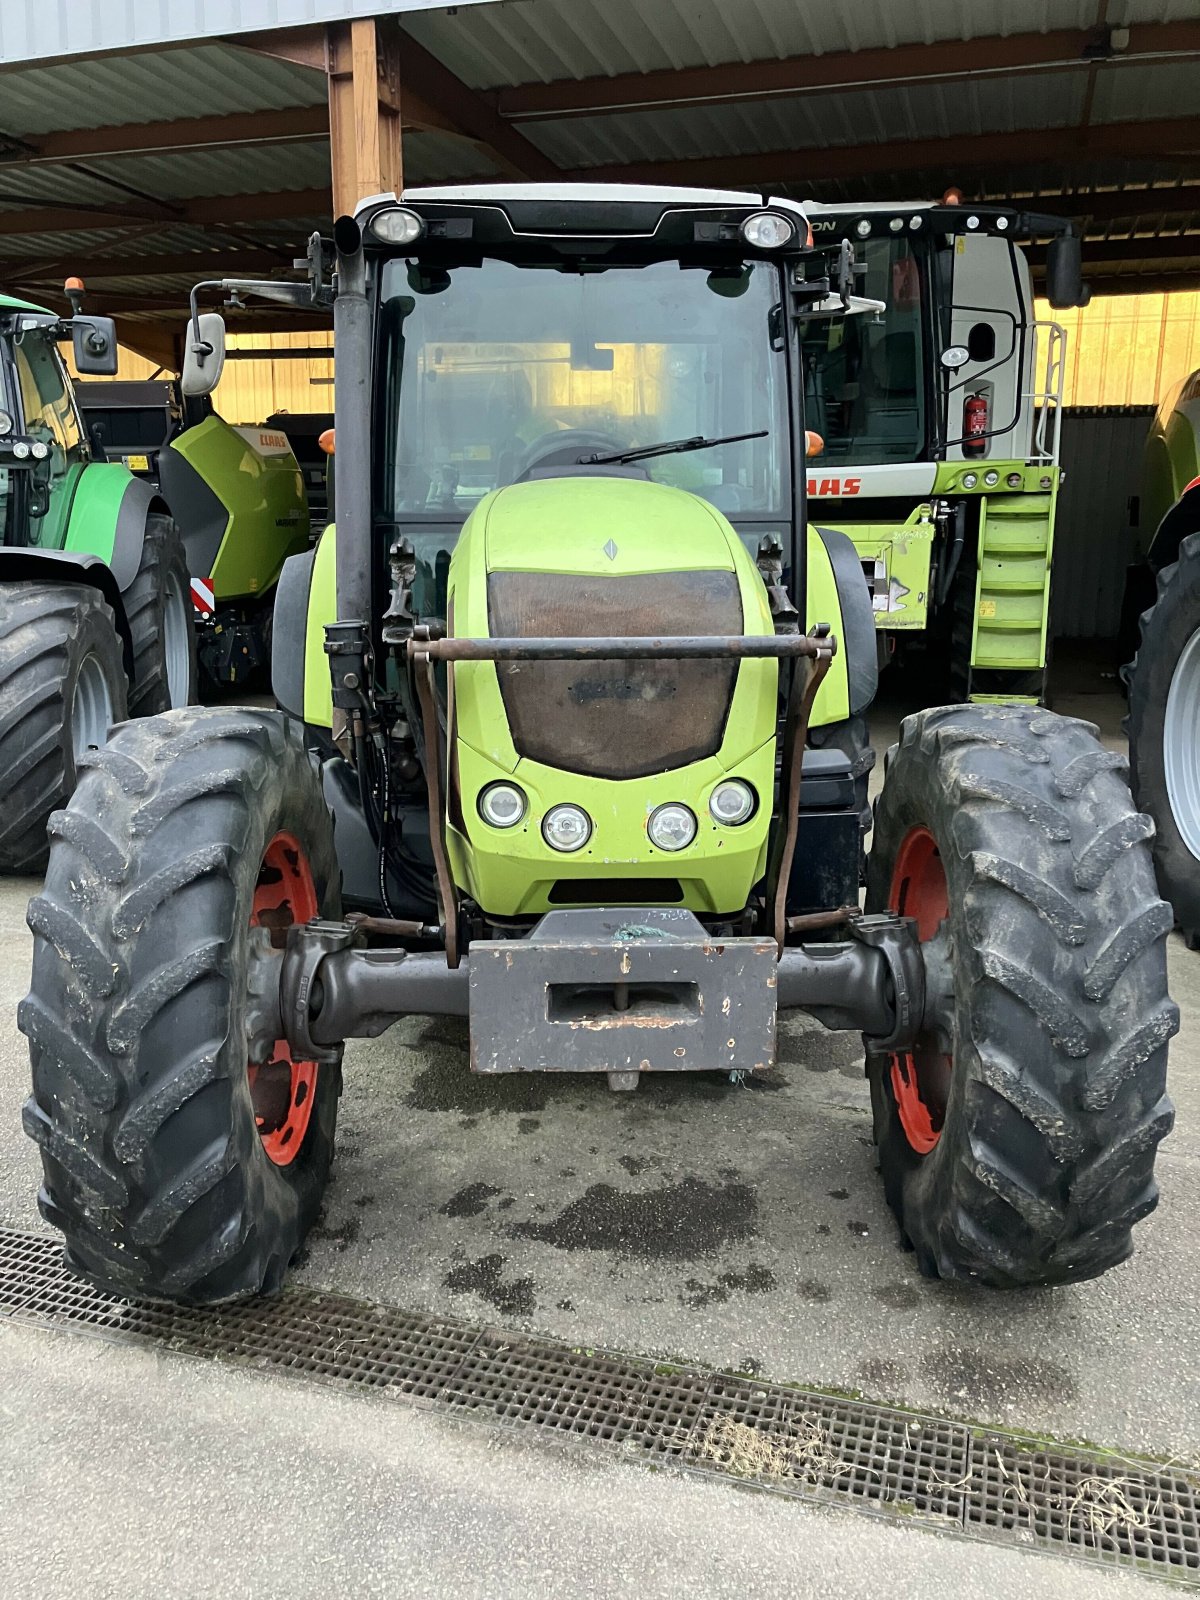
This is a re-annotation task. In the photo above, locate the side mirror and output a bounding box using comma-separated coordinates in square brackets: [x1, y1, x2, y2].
[181, 312, 226, 397]
[1045, 234, 1085, 310]
[71, 315, 118, 376]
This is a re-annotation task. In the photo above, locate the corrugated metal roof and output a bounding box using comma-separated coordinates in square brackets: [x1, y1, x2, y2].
[405, 0, 1199, 89]
[0, 43, 326, 135]
[526, 74, 1102, 171]
[0, 1, 494, 66]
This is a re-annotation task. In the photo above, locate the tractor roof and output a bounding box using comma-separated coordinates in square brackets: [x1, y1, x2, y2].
[0, 291, 52, 316]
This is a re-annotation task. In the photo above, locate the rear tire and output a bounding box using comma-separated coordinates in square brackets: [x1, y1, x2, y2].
[1127, 530, 1200, 947]
[125, 513, 197, 715]
[865, 704, 1177, 1287]
[20, 707, 341, 1303]
[0, 582, 127, 874]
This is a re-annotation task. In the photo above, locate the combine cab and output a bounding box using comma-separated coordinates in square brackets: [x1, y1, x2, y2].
[800, 200, 1088, 703]
[21, 186, 1176, 1304]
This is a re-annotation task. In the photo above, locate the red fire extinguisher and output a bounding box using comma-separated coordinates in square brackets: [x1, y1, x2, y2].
[963, 391, 988, 457]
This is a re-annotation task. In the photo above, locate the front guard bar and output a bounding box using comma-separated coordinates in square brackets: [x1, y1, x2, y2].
[273, 911, 923, 1060]
[406, 627, 836, 963]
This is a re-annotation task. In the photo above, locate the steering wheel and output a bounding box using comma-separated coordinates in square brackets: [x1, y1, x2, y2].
[512, 428, 626, 482]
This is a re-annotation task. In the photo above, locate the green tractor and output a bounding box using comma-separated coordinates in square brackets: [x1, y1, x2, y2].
[799, 199, 1089, 704]
[0, 288, 196, 873]
[21, 185, 1177, 1304]
[1125, 368, 1200, 947]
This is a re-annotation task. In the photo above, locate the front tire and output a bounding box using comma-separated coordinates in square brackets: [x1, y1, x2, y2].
[125, 512, 198, 715]
[20, 708, 341, 1303]
[1127, 529, 1200, 947]
[865, 704, 1177, 1287]
[0, 582, 127, 874]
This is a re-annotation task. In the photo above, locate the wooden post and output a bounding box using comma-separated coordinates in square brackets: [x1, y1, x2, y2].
[326, 18, 404, 220]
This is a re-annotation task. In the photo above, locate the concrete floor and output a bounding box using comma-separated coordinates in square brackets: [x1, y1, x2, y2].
[0, 665, 1195, 1595]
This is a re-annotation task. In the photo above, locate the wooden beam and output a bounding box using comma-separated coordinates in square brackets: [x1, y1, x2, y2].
[573, 116, 1200, 189]
[4, 248, 290, 285]
[326, 19, 403, 218]
[499, 20, 1200, 121]
[1047, 186, 1200, 224]
[392, 26, 558, 181]
[1037, 234, 1200, 266]
[0, 186, 330, 240]
[10, 106, 328, 167]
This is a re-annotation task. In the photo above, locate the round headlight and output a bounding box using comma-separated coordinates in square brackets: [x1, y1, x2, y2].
[0, 411, 12, 436]
[984, 469, 1000, 487]
[709, 780, 756, 826]
[11, 441, 30, 460]
[741, 211, 794, 250]
[648, 803, 697, 852]
[369, 206, 424, 246]
[543, 804, 591, 852]
[855, 218, 872, 238]
[1006, 471, 1023, 488]
[30, 440, 49, 461]
[961, 471, 978, 489]
[478, 782, 526, 828]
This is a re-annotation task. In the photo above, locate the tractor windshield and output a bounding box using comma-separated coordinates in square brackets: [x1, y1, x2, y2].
[799, 235, 927, 465]
[376, 256, 789, 522]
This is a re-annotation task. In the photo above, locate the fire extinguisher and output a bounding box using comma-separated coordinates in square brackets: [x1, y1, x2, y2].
[963, 390, 988, 457]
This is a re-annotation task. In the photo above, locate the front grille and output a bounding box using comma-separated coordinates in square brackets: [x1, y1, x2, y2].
[548, 878, 684, 904]
[487, 570, 743, 779]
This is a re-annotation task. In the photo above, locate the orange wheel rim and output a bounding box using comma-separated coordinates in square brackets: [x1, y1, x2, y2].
[248, 832, 319, 1167]
[887, 826, 951, 1156]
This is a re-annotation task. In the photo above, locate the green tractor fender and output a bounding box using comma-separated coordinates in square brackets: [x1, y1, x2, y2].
[0, 464, 165, 668]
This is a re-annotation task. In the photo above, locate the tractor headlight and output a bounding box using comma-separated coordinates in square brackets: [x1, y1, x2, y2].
[543, 804, 591, 852]
[741, 212, 794, 250]
[0, 411, 11, 436]
[11, 441, 29, 459]
[709, 780, 756, 826]
[369, 206, 424, 246]
[983, 469, 1000, 487]
[648, 803, 697, 852]
[961, 471, 978, 489]
[30, 440, 49, 460]
[478, 782, 526, 829]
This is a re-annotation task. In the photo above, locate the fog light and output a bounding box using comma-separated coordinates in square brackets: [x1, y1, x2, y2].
[741, 212, 793, 249]
[542, 804, 591, 852]
[961, 470, 978, 488]
[648, 803, 697, 852]
[12, 441, 29, 459]
[30, 440, 49, 460]
[984, 469, 1000, 487]
[709, 780, 755, 825]
[478, 782, 526, 828]
[369, 206, 424, 246]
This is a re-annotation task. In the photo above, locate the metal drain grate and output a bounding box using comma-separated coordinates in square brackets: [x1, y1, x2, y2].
[1, 1225, 1197, 1582]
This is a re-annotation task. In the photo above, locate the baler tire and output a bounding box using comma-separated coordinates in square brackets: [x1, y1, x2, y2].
[125, 512, 197, 716]
[865, 703, 1177, 1287]
[20, 706, 342, 1304]
[0, 581, 127, 875]
[1127, 529, 1200, 948]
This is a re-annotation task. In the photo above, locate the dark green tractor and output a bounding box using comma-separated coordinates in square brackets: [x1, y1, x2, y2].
[0, 288, 196, 873]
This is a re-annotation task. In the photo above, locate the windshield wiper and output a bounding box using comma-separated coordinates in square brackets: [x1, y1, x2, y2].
[581, 429, 768, 466]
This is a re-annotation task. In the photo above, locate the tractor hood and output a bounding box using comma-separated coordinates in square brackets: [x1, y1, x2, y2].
[479, 473, 744, 577]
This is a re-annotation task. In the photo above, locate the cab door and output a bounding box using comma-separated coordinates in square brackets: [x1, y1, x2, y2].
[13, 331, 87, 549]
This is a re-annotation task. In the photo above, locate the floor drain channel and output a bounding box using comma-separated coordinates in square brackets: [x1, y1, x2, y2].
[2, 1226, 1197, 1582]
